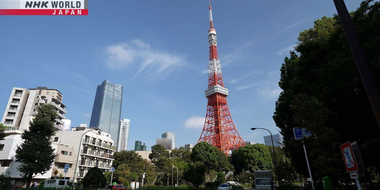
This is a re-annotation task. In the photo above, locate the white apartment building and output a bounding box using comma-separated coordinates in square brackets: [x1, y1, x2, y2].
[118, 119, 130, 151]
[0, 87, 68, 188]
[53, 128, 115, 182]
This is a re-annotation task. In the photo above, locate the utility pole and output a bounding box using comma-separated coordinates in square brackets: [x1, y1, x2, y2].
[333, 0, 380, 128]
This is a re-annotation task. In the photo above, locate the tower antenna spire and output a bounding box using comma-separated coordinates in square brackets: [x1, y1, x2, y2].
[209, 0, 214, 29]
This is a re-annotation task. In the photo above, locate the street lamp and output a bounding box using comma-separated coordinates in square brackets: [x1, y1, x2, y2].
[73, 128, 101, 189]
[250, 128, 278, 184]
[172, 165, 178, 187]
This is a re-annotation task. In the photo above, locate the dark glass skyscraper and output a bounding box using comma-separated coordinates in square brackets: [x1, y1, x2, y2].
[90, 80, 123, 149]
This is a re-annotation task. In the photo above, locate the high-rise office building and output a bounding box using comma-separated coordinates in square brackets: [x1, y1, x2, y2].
[89, 80, 123, 150]
[245, 141, 257, 145]
[161, 132, 175, 150]
[134, 141, 146, 151]
[156, 138, 172, 150]
[118, 119, 130, 151]
[264, 134, 282, 147]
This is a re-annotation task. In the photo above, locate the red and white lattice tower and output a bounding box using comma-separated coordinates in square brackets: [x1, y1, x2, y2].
[198, 2, 246, 154]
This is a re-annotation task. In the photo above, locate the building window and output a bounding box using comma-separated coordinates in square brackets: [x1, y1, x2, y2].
[54, 137, 59, 142]
[0, 144, 4, 151]
[61, 151, 68, 155]
[9, 105, 17, 111]
[1, 160, 12, 167]
[4, 119, 13, 125]
[46, 92, 50, 95]
[69, 152, 72, 156]
[84, 136, 90, 143]
[7, 112, 15, 118]
[11, 99, 20, 104]
[14, 90, 22, 97]
[92, 138, 96, 145]
[52, 92, 55, 96]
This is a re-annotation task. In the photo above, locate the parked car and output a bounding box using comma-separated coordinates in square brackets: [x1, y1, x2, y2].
[107, 185, 128, 190]
[218, 183, 232, 190]
[226, 181, 237, 186]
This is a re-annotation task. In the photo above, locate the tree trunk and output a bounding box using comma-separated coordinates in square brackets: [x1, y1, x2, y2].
[26, 172, 33, 188]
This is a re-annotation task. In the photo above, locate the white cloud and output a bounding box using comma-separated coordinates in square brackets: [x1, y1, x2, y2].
[105, 40, 186, 80]
[275, 18, 313, 36]
[200, 69, 209, 75]
[236, 83, 258, 90]
[185, 116, 205, 129]
[258, 87, 282, 98]
[230, 71, 263, 84]
[277, 44, 295, 56]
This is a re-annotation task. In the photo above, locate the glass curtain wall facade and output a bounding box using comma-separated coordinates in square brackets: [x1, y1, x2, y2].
[90, 80, 123, 149]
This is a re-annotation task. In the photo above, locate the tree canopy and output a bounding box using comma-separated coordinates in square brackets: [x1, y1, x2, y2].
[82, 167, 107, 189]
[231, 144, 272, 174]
[0, 123, 7, 141]
[15, 104, 57, 188]
[113, 150, 143, 169]
[273, 0, 380, 183]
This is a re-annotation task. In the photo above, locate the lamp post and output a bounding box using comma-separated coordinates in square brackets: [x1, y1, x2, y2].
[251, 128, 278, 185]
[173, 165, 178, 186]
[73, 128, 101, 189]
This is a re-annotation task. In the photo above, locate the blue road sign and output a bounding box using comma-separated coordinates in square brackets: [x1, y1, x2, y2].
[64, 164, 69, 173]
[293, 128, 303, 140]
[293, 128, 312, 140]
[110, 167, 115, 172]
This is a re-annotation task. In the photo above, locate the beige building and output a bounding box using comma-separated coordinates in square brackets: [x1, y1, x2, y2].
[52, 144, 76, 178]
[0, 87, 68, 187]
[52, 128, 115, 182]
[1, 87, 67, 133]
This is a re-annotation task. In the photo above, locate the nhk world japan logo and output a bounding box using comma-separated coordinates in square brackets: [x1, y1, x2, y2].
[0, 0, 88, 15]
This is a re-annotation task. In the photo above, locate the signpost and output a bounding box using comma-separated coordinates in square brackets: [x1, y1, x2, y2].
[110, 167, 115, 185]
[340, 142, 362, 190]
[293, 128, 315, 190]
[64, 164, 69, 180]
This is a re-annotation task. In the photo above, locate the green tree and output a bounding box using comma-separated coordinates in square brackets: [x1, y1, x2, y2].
[115, 164, 131, 186]
[273, 0, 380, 184]
[149, 144, 169, 170]
[82, 167, 107, 189]
[191, 142, 219, 171]
[215, 172, 226, 184]
[0, 174, 11, 190]
[231, 144, 272, 174]
[0, 123, 8, 141]
[113, 150, 143, 169]
[136, 159, 156, 185]
[171, 147, 192, 163]
[183, 162, 206, 188]
[15, 104, 57, 188]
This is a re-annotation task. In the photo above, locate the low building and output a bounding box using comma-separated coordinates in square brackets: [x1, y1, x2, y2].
[184, 144, 193, 150]
[52, 128, 115, 182]
[263, 134, 282, 147]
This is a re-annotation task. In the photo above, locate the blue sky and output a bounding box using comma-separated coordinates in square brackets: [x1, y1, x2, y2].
[0, 0, 363, 150]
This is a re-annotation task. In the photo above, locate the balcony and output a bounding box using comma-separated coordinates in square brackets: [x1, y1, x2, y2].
[55, 119, 64, 125]
[57, 112, 66, 119]
[51, 102, 67, 114]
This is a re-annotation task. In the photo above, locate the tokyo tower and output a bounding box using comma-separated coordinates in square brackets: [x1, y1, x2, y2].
[198, 1, 246, 154]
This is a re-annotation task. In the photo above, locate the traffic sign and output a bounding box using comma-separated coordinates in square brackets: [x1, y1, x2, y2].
[110, 167, 115, 172]
[293, 128, 312, 140]
[64, 164, 69, 173]
[340, 142, 359, 173]
[350, 173, 359, 179]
